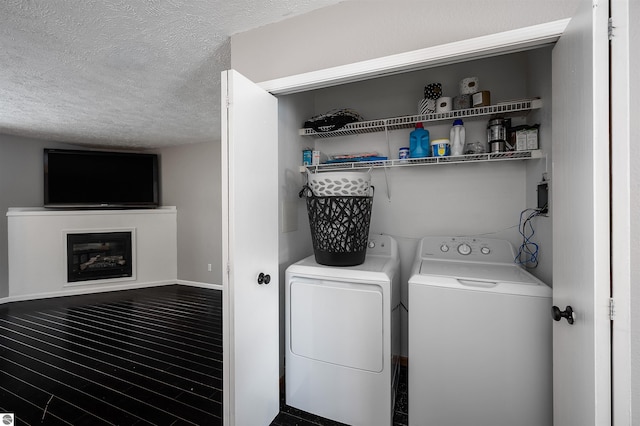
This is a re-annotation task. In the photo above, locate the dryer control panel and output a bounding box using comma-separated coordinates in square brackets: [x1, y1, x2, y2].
[367, 234, 398, 258]
[418, 236, 516, 263]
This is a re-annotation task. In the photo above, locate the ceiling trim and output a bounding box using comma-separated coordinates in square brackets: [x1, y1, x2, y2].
[258, 19, 570, 95]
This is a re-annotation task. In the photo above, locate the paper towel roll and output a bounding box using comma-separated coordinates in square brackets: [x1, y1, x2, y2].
[435, 97, 452, 113]
[419, 98, 436, 114]
[459, 77, 479, 95]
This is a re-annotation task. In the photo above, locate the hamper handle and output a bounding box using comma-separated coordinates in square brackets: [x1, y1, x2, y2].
[299, 185, 314, 198]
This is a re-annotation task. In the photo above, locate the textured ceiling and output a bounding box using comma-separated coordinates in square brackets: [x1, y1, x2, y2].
[0, 0, 342, 148]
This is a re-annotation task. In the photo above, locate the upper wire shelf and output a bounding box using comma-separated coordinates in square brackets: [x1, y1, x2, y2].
[301, 150, 544, 173]
[299, 98, 542, 138]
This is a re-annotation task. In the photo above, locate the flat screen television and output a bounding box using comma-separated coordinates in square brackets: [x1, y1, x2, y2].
[44, 148, 159, 209]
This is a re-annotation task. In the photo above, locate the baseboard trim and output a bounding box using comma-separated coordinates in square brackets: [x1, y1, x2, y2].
[0, 280, 223, 306]
[0, 280, 178, 305]
[177, 280, 223, 291]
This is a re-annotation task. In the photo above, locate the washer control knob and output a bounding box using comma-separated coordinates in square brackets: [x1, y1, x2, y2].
[480, 247, 491, 255]
[368, 241, 376, 249]
[440, 244, 450, 252]
[457, 243, 472, 255]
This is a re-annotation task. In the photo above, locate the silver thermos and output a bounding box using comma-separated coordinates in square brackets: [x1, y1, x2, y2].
[487, 119, 507, 153]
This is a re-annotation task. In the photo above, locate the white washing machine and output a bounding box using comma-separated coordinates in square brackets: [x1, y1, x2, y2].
[408, 236, 552, 426]
[285, 234, 401, 426]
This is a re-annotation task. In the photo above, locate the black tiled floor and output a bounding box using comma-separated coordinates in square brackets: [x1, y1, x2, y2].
[0, 285, 222, 425]
[1, 285, 409, 425]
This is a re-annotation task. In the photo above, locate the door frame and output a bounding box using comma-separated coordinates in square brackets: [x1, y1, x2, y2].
[610, 0, 633, 424]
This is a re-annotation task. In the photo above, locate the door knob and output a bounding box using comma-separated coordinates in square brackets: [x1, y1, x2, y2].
[552, 305, 574, 325]
[257, 272, 271, 285]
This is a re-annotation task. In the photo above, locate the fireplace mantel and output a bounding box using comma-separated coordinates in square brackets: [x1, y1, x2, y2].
[7, 207, 177, 300]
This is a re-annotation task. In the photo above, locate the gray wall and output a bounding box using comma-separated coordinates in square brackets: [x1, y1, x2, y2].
[525, 46, 554, 285]
[0, 134, 222, 299]
[230, 0, 580, 83]
[157, 141, 222, 285]
[0, 135, 81, 297]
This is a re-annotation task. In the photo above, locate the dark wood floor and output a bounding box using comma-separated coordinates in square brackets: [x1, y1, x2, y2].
[0, 285, 222, 425]
[0, 284, 408, 426]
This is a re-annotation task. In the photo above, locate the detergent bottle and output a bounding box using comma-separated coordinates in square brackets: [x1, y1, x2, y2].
[409, 122, 430, 158]
[450, 119, 466, 156]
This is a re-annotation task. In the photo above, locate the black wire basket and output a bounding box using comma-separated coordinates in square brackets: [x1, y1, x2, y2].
[299, 185, 374, 266]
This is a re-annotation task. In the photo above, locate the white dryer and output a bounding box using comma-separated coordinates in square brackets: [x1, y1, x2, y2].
[408, 236, 552, 426]
[285, 234, 400, 426]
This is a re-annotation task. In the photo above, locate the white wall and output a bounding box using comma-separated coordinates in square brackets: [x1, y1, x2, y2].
[0, 135, 82, 298]
[157, 141, 222, 285]
[230, 0, 580, 83]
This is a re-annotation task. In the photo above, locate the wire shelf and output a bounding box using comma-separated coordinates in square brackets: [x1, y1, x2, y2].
[301, 150, 544, 173]
[299, 98, 542, 138]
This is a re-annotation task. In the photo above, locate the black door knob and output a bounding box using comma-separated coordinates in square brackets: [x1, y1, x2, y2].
[552, 305, 574, 325]
[257, 273, 271, 285]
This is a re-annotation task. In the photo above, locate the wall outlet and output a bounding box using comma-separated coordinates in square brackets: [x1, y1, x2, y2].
[207, 263, 212, 272]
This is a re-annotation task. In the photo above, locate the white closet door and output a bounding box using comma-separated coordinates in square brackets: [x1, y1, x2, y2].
[221, 69, 279, 426]
[551, 0, 611, 425]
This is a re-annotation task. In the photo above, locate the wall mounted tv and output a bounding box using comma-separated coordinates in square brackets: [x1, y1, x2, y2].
[44, 148, 159, 209]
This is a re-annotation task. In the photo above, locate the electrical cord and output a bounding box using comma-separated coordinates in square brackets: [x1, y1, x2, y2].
[515, 206, 547, 268]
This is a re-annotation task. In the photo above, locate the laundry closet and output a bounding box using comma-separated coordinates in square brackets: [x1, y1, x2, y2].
[277, 45, 553, 355]
[222, 7, 611, 425]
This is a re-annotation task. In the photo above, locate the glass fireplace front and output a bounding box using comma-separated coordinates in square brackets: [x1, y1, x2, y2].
[67, 231, 133, 282]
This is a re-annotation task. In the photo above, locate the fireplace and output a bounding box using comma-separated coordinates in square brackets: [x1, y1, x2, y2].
[67, 231, 134, 283]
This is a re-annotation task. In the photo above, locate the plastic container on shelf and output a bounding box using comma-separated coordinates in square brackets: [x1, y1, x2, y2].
[409, 122, 430, 158]
[431, 138, 451, 157]
[399, 147, 410, 161]
[450, 119, 466, 156]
